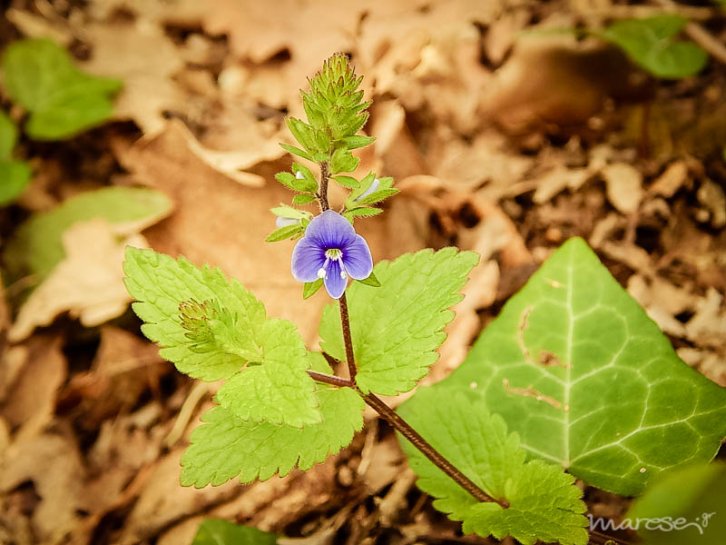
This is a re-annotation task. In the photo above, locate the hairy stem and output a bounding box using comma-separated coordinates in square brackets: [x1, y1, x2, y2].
[338, 294, 357, 382]
[307, 369, 352, 388]
[318, 161, 330, 211]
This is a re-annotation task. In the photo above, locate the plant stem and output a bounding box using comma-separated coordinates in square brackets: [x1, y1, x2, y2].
[318, 161, 330, 211]
[362, 391, 507, 508]
[311, 160, 504, 508]
[338, 294, 357, 382]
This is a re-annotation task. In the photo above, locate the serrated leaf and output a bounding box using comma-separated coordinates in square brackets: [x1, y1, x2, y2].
[343, 207, 382, 219]
[0, 160, 32, 206]
[192, 519, 277, 545]
[330, 147, 358, 174]
[0, 110, 18, 159]
[340, 134, 375, 149]
[215, 319, 321, 427]
[319, 248, 479, 395]
[357, 271, 380, 287]
[292, 193, 317, 205]
[626, 463, 726, 545]
[1, 39, 122, 139]
[354, 188, 399, 205]
[399, 388, 588, 545]
[124, 247, 267, 381]
[4, 186, 172, 281]
[439, 237, 726, 495]
[599, 16, 708, 79]
[181, 385, 364, 487]
[333, 175, 360, 189]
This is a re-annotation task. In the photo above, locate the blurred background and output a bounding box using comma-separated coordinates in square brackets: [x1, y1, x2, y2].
[0, 1, 724, 544]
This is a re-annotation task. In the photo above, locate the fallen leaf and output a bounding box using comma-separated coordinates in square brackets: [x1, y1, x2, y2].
[648, 160, 689, 197]
[9, 219, 147, 342]
[686, 288, 726, 349]
[602, 162, 644, 214]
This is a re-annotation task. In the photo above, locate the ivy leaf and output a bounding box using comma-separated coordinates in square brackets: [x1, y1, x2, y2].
[1, 39, 122, 139]
[319, 248, 479, 395]
[439, 237, 726, 495]
[181, 385, 364, 487]
[4, 186, 172, 282]
[192, 519, 277, 545]
[124, 248, 266, 381]
[398, 388, 588, 545]
[599, 16, 708, 79]
[215, 319, 321, 427]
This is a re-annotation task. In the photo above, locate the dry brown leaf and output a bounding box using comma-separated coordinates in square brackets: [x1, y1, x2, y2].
[696, 179, 726, 228]
[649, 160, 689, 198]
[9, 220, 147, 342]
[6, 8, 73, 45]
[686, 288, 726, 349]
[81, 21, 186, 134]
[0, 430, 85, 545]
[532, 165, 592, 204]
[0, 336, 67, 439]
[601, 162, 643, 214]
[87, 0, 204, 26]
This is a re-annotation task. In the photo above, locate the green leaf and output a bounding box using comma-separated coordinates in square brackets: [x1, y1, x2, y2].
[343, 207, 382, 219]
[292, 193, 317, 205]
[215, 319, 321, 428]
[357, 271, 380, 287]
[319, 248, 479, 395]
[329, 147, 358, 174]
[599, 16, 708, 79]
[1, 39, 122, 139]
[0, 160, 32, 206]
[279, 143, 313, 161]
[303, 279, 324, 299]
[340, 135, 375, 149]
[181, 385, 364, 487]
[265, 223, 304, 242]
[626, 463, 726, 545]
[438, 237, 726, 495]
[333, 175, 360, 189]
[399, 388, 588, 545]
[4, 186, 172, 281]
[354, 188, 399, 206]
[0, 110, 18, 159]
[192, 519, 277, 545]
[124, 247, 267, 381]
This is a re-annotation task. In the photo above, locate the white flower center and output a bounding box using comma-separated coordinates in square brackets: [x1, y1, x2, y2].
[317, 249, 344, 279]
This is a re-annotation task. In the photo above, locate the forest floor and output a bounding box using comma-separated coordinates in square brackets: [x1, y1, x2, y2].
[0, 1, 725, 544]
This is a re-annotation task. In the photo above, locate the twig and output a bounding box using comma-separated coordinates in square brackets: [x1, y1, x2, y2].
[339, 294, 357, 382]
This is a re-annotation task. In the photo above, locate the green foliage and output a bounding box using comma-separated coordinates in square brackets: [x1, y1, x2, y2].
[436, 237, 726, 495]
[0, 110, 32, 205]
[182, 383, 364, 486]
[320, 248, 479, 395]
[124, 248, 320, 427]
[599, 16, 708, 79]
[4, 186, 172, 281]
[399, 388, 588, 545]
[1, 39, 121, 140]
[192, 519, 277, 545]
[627, 463, 726, 545]
[283, 53, 372, 163]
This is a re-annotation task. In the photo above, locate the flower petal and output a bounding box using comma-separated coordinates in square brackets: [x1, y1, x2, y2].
[291, 237, 326, 282]
[305, 210, 356, 248]
[323, 259, 347, 299]
[342, 235, 373, 279]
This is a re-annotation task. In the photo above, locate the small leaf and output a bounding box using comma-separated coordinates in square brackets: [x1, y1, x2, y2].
[181, 385, 364, 487]
[599, 16, 708, 79]
[399, 388, 588, 545]
[340, 134, 375, 149]
[265, 223, 304, 242]
[439, 237, 726, 495]
[286, 117, 316, 152]
[354, 188, 399, 205]
[4, 186, 173, 282]
[292, 193, 317, 205]
[0, 160, 32, 206]
[344, 207, 383, 219]
[192, 519, 277, 545]
[303, 279, 324, 299]
[270, 204, 309, 220]
[279, 142, 313, 161]
[333, 175, 360, 189]
[1, 39, 122, 139]
[320, 248, 479, 395]
[330, 147, 359, 174]
[0, 110, 18, 159]
[274, 171, 314, 192]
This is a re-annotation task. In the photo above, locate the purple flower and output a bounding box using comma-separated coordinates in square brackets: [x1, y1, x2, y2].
[291, 210, 373, 299]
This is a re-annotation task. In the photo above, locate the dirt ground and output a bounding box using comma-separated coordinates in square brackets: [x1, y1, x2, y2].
[0, 1, 724, 544]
